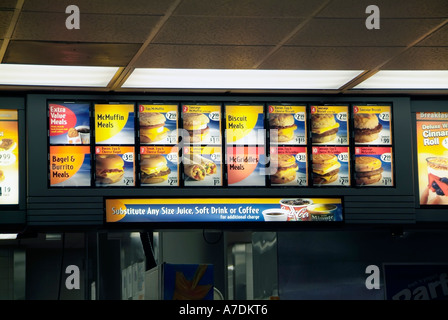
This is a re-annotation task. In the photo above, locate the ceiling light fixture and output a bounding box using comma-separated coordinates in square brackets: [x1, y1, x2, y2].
[0, 233, 18, 240]
[0, 64, 119, 87]
[122, 68, 364, 90]
[353, 70, 448, 89]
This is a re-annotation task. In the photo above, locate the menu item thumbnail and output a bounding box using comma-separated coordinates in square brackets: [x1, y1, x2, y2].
[50, 146, 91, 187]
[270, 146, 307, 186]
[49, 103, 91, 145]
[95, 104, 135, 145]
[311, 106, 349, 145]
[183, 146, 222, 186]
[312, 146, 350, 186]
[0, 110, 19, 205]
[416, 112, 448, 205]
[353, 106, 392, 144]
[227, 146, 266, 186]
[95, 146, 135, 186]
[268, 105, 306, 145]
[139, 104, 178, 145]
[140, 146, 178, 186]
[355, 146, 393, 187]
[182, 105, 221, 145]
[225, 105, 264, 145]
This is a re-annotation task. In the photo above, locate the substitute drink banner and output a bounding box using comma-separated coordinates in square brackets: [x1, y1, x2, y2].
[106, 198, 342, 223]
[416, 112, 448, 205]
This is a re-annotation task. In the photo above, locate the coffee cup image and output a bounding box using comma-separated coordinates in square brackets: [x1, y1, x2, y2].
[308, 204, 338, 221]
[262, 208, 289, 222]
[76, 125, 90, 144]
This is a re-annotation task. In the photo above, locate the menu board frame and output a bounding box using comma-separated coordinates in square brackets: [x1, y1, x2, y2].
[45, 99, 398, 190]
[0, 97, 26, 226]
[29, 93, 418, 228]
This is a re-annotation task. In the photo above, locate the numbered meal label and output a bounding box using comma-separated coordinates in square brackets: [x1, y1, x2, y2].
[270, 146, 308, 186]
[311, 146, 350, 187]
[140, 146, 179, 187]
[269, 105, 307, 145]
[355, 146, 394, 187]
[353, 105, 392, 145]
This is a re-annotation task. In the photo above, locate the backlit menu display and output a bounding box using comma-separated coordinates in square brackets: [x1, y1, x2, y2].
[0, 110, 19, 205]
[46, 101, 394, 189]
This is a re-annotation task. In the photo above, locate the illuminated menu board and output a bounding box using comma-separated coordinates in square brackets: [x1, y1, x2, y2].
[310, 105, 350, 187]
[0, 110, 19, 205]
[106, 198, 343, 223]
[416, 112, 448, 205]
[353, 105, 394, 187]
[46, 101, 395, 189]
[268, 105, 307, 186]
[225, 104, 266, 186]
[181, 104, 222, 186]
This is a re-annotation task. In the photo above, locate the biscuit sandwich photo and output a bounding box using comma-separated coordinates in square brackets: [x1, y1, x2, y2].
[140, 154, 171, 184]
[139, 112, 170, 144]
[312, 153, 341, 185]
[95, 154, 125, 184]
[270, 154, 298, 184]
[355, 156, 383, 185]
[269, 114, 297, 143]
[183, 113, 210, 143]
[311, 114, 339, 144]
[354, 113, 382, 143]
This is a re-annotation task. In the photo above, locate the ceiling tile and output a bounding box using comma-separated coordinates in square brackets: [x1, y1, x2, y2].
[417, 24, 448, 46]
[153, 16, 303, 45]
[317, 0, 448, 18]
[134, 44, 274, 69]
[4, 41, 141, 66]
[0, 1, 17, 10]
[0, 11, 13, 39]
[383, 47, 448, 69]
[258, 46, 402, 70]
[287, 18, 445, 47]
[13, 12, 161, 43]
[173, 0, 328, 17]
[22, 0, 176, 15]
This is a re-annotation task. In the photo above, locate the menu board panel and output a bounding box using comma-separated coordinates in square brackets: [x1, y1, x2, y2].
[50, 146, 91, 187]
[355, 146, 394, 187]
[312, 146, 350, 186]
[225, 105, 265, 145]
[182, 104, 221, 145]
[140, 146, 179, 187]
[49, 103, 91, 145]
[416, 112, 448, 205]
[139, 104, 178, 145]
[94, 104, 135, 145]
[95, 146, 135, 187]
[269, 146, 308, 186]
[353, 105, 392, 145]
[0, 110, 19, 205]
[183, 146, 222, 186]
[311, 105, 349, 145]
[106, 198, 343, 223]
[227, 146, 266, 186]
[268, 105, 306, 145]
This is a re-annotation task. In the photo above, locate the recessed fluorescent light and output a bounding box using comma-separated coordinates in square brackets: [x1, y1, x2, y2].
[354, 70, 448, 89]
[122, 68, 364, 90]
[0, 64, 119, 87]
[0, 233, 18, 240]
